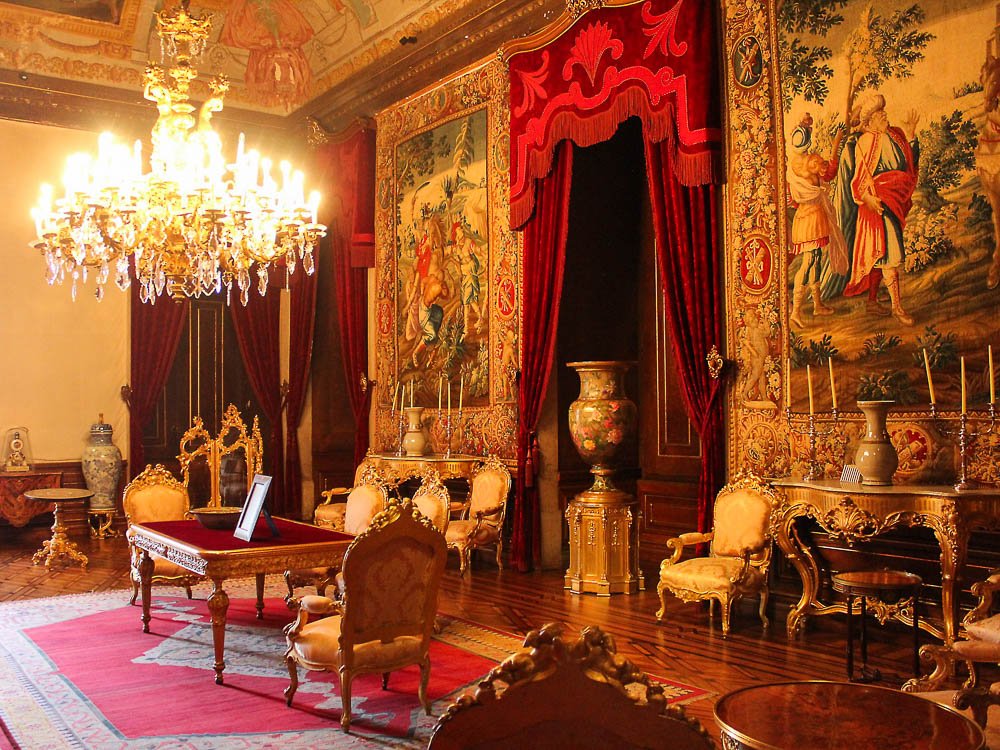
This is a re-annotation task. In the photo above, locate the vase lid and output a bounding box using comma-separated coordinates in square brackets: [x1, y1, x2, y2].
[90, 413, 112, 434]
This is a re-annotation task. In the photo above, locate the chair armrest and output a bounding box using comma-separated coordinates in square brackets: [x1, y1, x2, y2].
[319, 487, 350, 505]
[727, 548, 754, 586]
[283, 595, 339, 639]
[473, 505, 503, 520]
[663, 531, 714, 565]
[966, 572, 1000, 626]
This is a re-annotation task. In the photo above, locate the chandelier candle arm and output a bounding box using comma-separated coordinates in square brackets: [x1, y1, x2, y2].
[29, 0, 326, 305]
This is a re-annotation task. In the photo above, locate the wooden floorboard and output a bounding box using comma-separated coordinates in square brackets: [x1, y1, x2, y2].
[0, 523, 959, 735]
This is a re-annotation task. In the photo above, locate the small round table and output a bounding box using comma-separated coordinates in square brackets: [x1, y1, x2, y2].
[24, 487, 92, 570]
[831, 569, 922, 682]
[715, 681, 984, 750]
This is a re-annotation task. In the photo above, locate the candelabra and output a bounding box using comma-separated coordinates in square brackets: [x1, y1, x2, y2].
[436, 405, 454, 458]
[929, 403, 996, 491]
[785, 407, 840, 481]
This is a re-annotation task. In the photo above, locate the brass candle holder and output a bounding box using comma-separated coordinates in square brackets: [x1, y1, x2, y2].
[929, 403, 996, 491]
[785, 407, 840, 481]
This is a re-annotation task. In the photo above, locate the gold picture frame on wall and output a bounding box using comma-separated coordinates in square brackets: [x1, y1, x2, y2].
[374, 58, 518, 459]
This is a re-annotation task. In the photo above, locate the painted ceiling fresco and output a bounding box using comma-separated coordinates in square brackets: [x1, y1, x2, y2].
[0, 0, 477, 112]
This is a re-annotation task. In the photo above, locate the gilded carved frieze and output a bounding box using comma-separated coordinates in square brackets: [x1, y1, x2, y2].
[374, 59, 518, 459]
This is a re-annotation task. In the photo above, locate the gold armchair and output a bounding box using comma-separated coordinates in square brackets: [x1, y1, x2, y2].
[903, 570, 1000, 728]
[428, 623, 712, 749]
[444, 456, 511, 575]
[313, 461, 386, 533]
[655, 472, 779, 636]
[284, 463, 389, 601]
[283, 498, 447, 732]
[412, 469, 451, 532]
[123, 464, 204, 604]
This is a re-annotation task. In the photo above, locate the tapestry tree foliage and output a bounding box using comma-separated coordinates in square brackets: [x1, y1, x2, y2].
[778, 0, 848, 112]
[917, 110, 979, 209]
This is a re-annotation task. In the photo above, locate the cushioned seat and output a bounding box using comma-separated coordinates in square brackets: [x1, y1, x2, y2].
[444, 456, 510, 575]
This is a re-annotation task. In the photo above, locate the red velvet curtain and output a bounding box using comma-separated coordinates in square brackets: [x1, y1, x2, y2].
[513, 142, 574, 572]
[317, 127, 376, 468]
[645, 138, 724, 534]
[127, 290, 188, 479]
[230, 294, 286, 514]
[284, 265, 317, 517]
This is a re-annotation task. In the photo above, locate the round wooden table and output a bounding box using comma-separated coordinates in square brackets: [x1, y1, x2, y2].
[715, 681, 984, 750]
[24, 487, 92, 570]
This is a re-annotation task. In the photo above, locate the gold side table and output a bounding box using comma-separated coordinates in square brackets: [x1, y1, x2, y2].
[24, 487, 92, 570]
[87, 508, 118, 539]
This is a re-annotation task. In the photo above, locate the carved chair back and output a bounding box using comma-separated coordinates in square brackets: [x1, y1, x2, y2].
[343, 463, 390, 535]
[412, 469, 451, 532]
[123, 464, 190, 525]
[339, 499, 446, 666]
[428, 623, 712, 749]
[467, 456, 511, 529]
[710, 473, 780, 573]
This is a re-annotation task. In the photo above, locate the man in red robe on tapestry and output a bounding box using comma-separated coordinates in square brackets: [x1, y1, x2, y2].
[834, 91, 920, 326]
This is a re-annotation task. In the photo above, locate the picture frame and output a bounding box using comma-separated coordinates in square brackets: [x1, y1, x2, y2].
[234, 474, 278, 541]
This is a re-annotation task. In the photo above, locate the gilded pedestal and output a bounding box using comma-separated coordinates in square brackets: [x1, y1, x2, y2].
[564, 488, 644, 596]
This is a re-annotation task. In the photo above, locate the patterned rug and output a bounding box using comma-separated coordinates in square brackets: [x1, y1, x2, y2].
[0, 580, 708, 749]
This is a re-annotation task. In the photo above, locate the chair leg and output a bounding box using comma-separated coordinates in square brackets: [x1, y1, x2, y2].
[495, 540, 504, 572]
[129, 579, 139, 606]
[340, 668, 353, 733]
[184, 586, 193, 600]
[720, 596, 732, 636]
[759, 587, 770, 630]
[284, 657, 298, 706]
[655, 583, 669, 621]
[283, 571, 295, 602]
[317, 581, 328, 598]
[459, 548, 470, 577]
[419, 657, 432, 715]
[382, 672, 390, 690]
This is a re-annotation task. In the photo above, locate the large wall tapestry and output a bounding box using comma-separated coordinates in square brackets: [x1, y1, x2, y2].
[723, 0, 1000, 484]
[374, 59, 518, 459]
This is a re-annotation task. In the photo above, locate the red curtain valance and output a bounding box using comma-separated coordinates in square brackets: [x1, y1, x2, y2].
[507, 0, 721, 228]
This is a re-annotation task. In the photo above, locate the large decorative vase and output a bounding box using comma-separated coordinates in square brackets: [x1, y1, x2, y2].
[564, 361, 643, 596]
[855, 400, 898, 486]
[402, 407, 428, 457]
[566, 361, 638, 492]
[81, 414, 122, 510]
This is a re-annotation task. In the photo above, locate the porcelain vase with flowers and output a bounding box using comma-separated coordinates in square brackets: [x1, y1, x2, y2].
[567, 361, 637, 492]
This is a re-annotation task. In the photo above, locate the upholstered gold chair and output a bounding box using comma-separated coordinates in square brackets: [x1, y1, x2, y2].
[284, 463, 390, 601]
[283, 497, 447, 732]
[903, 570, 1000, 728]
[312, 461, 386, 532]
[427, 622, 713, 749]
[412, 469, 451, 533]
[655, 472, 780, 636]
[123, 464, 204, 605]
[445, 456, 511, 576]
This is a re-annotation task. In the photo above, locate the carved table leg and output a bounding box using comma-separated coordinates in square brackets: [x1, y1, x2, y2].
[934, 521, 967, 647]
[255, 573, 265, 620]
[139, 550, 154, 634]
[777, 513, 820, 638]
[207, 578, 230, 685]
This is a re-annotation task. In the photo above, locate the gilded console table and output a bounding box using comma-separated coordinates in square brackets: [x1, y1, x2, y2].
[363, 452, 484, 484]
[772, 478, 1000, 645]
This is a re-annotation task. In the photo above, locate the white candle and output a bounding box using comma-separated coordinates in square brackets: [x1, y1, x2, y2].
[990, 345, 995, 404]
[961, 356, 967, 415]
[806, 365, 814, 416]
[923, 349, 936, 405]
[828, 357, 837, 411]
[437, 375, 443, 413]
[410, 380, 414, 408]
[459, 374, 464, 411]
[393, 383, 400, 414]
[785, 357, 791, 410]
[447, 378, 452, 419]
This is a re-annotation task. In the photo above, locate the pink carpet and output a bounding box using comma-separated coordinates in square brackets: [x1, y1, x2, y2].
[0, 587, 707, 748]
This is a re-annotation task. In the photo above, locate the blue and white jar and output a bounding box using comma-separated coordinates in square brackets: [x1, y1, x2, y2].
[81, 415, 123, 511]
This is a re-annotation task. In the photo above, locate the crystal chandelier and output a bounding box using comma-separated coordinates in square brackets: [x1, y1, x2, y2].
[29, 1, 325, 305]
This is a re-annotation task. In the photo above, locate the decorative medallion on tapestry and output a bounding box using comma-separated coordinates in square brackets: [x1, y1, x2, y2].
[504, 0, 722, 228]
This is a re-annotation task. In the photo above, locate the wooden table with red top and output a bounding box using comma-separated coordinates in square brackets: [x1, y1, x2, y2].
[128, 518, 353, 685]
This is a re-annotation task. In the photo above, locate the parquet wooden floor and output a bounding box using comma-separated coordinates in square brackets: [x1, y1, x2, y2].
[0, 523, 951, 735]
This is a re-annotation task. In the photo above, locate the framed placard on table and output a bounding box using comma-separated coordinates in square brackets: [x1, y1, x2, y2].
[234, 474, 278, 541]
